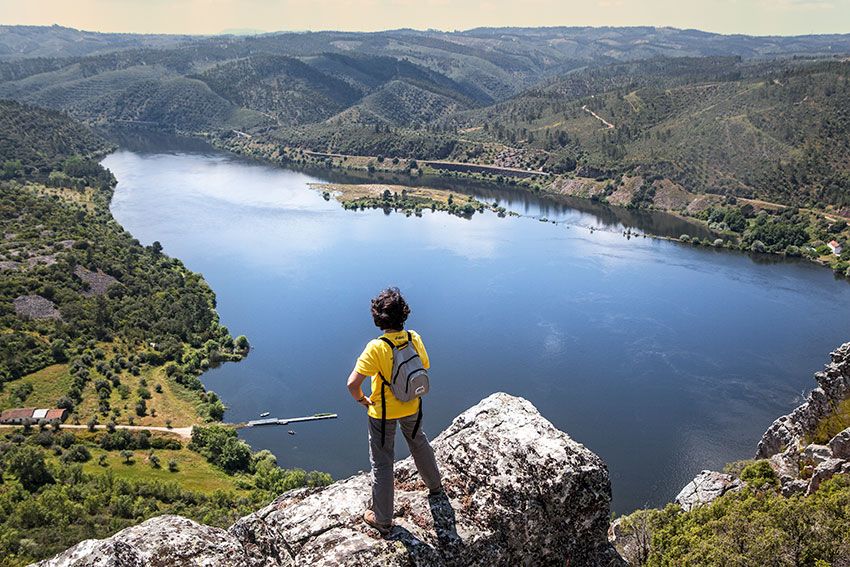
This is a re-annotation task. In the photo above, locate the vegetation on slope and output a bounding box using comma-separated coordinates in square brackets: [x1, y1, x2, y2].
[451, 58, 850, 208]
[614, 461, 850, 566]
[0, 98, 333, 566]
[0, 425, 330, 566]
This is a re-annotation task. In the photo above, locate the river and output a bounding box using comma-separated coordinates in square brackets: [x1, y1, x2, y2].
[104, 134, 850, 513]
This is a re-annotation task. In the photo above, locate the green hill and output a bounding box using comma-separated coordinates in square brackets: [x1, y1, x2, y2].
[1, 26, 849, 209]
[448, 58, 850, 208]
[0, 100, 110, 175]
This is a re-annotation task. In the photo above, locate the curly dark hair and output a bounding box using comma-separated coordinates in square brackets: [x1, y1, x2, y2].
[370, 287, 410, 331]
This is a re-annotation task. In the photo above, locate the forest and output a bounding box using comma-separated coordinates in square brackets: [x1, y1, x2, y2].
[0, 100, 330, 566]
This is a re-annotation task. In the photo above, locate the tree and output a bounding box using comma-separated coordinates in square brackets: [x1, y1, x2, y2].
[6, 445, 53, 491]
[120, 450, 134, 464]
[149, 452, 161, 469]
[219, 438, 252, 473]
[234, 335, 250, 351]
[87, 417, 98, 432]
[207, 399, 226, 421]
[60, 444, 91, 464]
[135, 398, 147, 416]
[50, 339, 68, 362]
[168, 459, 179, 472]
[98, 454, 108, 467]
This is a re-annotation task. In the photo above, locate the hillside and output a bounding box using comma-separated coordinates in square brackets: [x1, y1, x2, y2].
[447, 57, 850, 209]
[0, 100, 332, 567]
[0, 25, 848, 242]
[3, 25, 850, 135]
[0, 100, 111, 175]
[0, 24, 193, 59]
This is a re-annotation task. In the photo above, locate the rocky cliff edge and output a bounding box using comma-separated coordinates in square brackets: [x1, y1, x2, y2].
[38, 393, 625, 567]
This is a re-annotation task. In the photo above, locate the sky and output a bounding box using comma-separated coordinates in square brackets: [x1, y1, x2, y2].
[1, 0, 849, 36]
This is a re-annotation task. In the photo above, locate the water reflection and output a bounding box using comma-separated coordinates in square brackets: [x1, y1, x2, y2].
[103, 127, 716, 242]
[103, 131, 850, 514]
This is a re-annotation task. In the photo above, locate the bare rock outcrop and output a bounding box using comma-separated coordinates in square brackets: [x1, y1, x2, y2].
[757, 342, 850, 459]
[74, 265, 119, 296]
[674, 470, 742, 512]
[13, 294, 60, 320]
[38, 393, 625, 567]
[37, 515, 249, 567]
[754, 342, 850, 496]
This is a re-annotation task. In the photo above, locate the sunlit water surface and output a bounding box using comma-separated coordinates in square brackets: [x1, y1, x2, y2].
[104, 137, 850, 512]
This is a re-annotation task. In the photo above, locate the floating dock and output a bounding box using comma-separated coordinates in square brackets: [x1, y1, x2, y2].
[244, 413, 337, 428]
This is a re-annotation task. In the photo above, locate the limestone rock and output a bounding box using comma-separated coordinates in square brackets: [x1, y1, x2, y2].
[828, 427, 850, 460]
[768, 451, 799, 482]
[781, 479, 808, 497]
[757, 342, 850, 459]
[806, 459, 850, 496]
[675, 470, 742, 512]
[801, 443, 833, 465]
[37, 515, 251, 567]
[38, 393, 625, 567]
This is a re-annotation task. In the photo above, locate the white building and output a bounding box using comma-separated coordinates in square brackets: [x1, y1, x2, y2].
[828, 240, 843, 255]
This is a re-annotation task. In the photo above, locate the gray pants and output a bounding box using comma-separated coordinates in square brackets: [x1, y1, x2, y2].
[368, 413, 442, 524]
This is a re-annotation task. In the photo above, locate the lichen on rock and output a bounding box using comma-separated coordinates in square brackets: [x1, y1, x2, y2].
[38, 393, 625, 567]
[674, 470, 742, 512]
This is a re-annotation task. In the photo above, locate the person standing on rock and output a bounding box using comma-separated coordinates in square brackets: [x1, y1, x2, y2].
[346, 287, 443, 535]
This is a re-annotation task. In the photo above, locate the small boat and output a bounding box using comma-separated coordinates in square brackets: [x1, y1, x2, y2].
[288, 430, 296, 435]
[259, 412, 270, 417]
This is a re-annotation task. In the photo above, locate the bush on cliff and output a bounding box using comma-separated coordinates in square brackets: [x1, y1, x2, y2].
[617, 473, 850, 566]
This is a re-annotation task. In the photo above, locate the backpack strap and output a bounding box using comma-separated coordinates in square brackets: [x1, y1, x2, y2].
[377, 337, 394, 447]
[380, 379, 387, 447]
[411, 398, 423, 439]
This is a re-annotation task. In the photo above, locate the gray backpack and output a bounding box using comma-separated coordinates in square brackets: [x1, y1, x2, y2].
[377, 331, 429, 446]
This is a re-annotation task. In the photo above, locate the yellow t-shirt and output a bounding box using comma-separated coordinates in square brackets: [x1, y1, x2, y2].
[355, 329, 429, 420]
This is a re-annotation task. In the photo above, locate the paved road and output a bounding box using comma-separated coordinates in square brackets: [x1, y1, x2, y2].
[0, 423, 194, 439]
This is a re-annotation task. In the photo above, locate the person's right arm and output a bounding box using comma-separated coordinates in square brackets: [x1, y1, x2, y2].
[348, 340, 380, 409]
[347, 370, 374, 408]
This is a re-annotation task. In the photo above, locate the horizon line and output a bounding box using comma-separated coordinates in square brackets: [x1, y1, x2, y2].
[2, 22, 850, 40]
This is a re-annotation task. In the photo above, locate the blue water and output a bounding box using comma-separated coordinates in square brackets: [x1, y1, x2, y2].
[104, 141, 850, 513]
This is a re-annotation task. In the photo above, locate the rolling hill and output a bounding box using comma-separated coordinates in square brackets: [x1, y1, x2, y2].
[1, 25, 849, 208]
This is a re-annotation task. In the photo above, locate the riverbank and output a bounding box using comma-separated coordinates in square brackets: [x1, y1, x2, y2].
[212, 133, 850, 280]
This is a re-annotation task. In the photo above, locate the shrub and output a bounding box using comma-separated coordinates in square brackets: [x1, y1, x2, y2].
[740, 460, 778, 489]
[60, 444, 91, 464]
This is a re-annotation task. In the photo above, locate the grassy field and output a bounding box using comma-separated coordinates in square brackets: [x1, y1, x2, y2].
[0, 364, 72, 410]
[77, 446, 247, 494]
[1, 361, 206, 428]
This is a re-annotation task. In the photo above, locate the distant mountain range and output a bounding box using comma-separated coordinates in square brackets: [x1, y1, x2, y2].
[1, 24, 849, 207]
